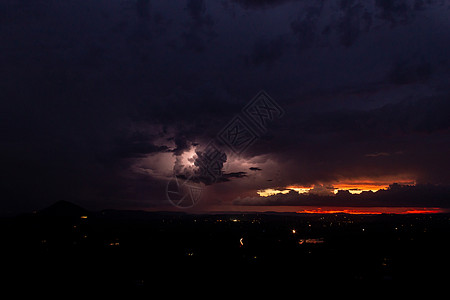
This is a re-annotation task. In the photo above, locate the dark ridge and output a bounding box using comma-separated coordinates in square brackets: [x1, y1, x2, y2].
[38, 200, 88, 218]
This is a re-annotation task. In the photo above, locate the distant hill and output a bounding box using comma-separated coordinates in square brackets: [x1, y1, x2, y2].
[39, 200, 88, 218]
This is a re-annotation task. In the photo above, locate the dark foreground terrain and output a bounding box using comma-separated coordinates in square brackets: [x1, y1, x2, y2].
[2, 201, 449, 290]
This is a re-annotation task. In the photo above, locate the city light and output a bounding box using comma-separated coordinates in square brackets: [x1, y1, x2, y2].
[298, 238, 325, 245]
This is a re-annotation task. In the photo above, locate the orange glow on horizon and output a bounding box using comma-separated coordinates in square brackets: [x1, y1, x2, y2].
[331, 179, 415, 194]
[298, 208, 382, 214]
[258, 178, 416, 197]
[332, 183, 390, 194]
[400, 209, 443, 214]
[296, 207, 444, 214]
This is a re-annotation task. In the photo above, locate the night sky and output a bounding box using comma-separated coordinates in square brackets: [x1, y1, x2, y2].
[2, 0, 450, 214]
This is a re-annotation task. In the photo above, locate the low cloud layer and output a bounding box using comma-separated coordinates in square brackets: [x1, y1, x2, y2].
[234, 184, 450, 208]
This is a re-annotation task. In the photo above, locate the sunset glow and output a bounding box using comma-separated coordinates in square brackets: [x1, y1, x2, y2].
[257, 186, 313, 197]
[331, 180, 416, 194]
[295, 207, 445, 214]
[257, 188, 291, 197]
[257, 179, 417, 197]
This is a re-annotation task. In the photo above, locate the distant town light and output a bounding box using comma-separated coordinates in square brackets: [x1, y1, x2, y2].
[298, 238, 324, 245]
[80, 216, 88, 219]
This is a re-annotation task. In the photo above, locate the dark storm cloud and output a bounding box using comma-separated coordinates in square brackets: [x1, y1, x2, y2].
[288, 0, 449, 50]
[136, 0, 151, 19]
[249, 167, 262, 171]
[246, 36, 286, 67]
[371, 0, 443, 25]
[290, 3, 322, 50]
[170, 136, 191, 156]
[181, 0, 216, 52]
[186, 0, 213, 25]
[336, 1, 372, 47]
[289, 0, 374, 49]
[1, 0, 450, 213]
[116, 134, 169, 158]
[222, 171, 248, 180]
[388, 60, 432, 85]
[232, 0, 299, 9]
[374, 0, 422, 25]
[301, 95, 450, 137]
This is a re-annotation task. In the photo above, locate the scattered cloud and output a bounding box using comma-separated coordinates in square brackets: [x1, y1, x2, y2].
[249, 167, 262, 171]
[234, 184, 450, 207]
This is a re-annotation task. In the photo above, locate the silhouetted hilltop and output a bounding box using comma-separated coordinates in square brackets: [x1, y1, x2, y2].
[39, 200, 88, 218]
